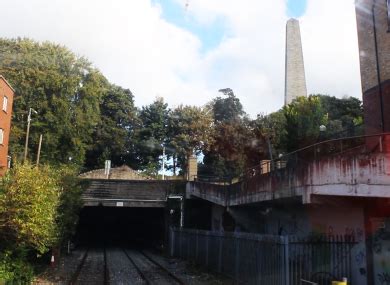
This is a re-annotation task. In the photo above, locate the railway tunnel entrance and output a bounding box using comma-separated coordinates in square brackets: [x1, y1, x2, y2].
[76, 179, 186, 248]
[76, 206, 167, 246]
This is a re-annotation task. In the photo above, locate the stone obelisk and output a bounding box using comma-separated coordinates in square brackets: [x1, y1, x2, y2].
[284, 18, 307, 105]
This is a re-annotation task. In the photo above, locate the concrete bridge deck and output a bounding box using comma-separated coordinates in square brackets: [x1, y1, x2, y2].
[80, 135, 390, 209]
[188, 134, 390, 206]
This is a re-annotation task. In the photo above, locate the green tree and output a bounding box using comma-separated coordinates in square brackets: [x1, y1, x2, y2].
[254, 95, 364, 156]
[254, 110, 287, 158]
[0, 38, 105, 166]
[169, 105, 214, 175]
[134, 97, 170, 174]
[317, 95, 363, 137]
[201, 89, 266, 178]
[55, 166, 84, 245]
[202, 120, 264, 179]
[85, 84, 137, 169]
[283, 96, 327, 151]
[212, 88, 245, 123]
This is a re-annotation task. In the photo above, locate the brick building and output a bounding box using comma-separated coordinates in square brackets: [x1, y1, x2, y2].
[356, 0, 390, 135]
[0, 76, 14, 176]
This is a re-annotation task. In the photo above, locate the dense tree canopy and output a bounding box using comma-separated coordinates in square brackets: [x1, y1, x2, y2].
[85, 84, 137, 169]
[169, 105, 214, 174]
[201, 89, 266, 179]
[283, 96, 327, 151]
[212, 88, 245, 123]
[255, 95, 364, 156]
[134, 98, 170, 174]
[317, 95, 363, 136]
[0, 38, 105, 165]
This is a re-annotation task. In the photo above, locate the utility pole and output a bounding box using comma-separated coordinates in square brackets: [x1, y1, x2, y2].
[23, 108, 38, 163]
[36, 134, 43, 167]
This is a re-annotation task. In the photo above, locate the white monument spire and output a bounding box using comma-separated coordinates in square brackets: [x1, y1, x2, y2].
[285, 18, 307, 105]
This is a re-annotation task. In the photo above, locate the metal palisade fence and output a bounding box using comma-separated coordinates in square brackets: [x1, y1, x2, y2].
[170, 228, 355, 285]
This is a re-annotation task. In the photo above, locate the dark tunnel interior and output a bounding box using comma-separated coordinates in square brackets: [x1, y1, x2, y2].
[75, 206, 166, 247]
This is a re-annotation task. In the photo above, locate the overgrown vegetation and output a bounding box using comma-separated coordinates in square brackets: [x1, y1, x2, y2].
[255, 94, 363, 158]
[0, 163, 83, 282]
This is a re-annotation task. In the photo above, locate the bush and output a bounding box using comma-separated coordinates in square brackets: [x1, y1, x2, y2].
[0, 163, 83, 282]
[0, 250, 34, 283]
[0, 163, 60, 254]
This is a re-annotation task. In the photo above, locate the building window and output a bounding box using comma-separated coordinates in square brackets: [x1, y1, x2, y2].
[2, 96, 7, 112]
[0, 129, 4, 145]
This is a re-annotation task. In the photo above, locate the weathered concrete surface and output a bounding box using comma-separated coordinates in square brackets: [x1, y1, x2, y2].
[82, 179, 184, 208]
[188, 138, 390, 206]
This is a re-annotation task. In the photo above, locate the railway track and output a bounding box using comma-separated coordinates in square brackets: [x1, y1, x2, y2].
[68, 246, 184, 284]
[69, 247, 109, 285]
[123, 248, 185, 285]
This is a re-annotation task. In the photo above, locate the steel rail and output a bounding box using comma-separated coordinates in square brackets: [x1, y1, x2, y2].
[122, 249, 150, 284]
[103, 246, 109, 285]
[122, 248, 184, 285]
[68, 248, 89, 285]
[139, 250, 185, 285]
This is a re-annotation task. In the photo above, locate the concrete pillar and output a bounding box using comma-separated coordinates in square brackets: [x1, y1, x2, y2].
[285, 18, 307, 105]
[187, 154, 197, 181]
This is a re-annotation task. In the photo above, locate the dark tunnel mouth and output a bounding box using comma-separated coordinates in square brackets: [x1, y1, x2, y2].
[75, 206, 166, 248]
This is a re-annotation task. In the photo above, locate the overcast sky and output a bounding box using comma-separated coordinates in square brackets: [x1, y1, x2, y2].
[0, 0, 361, 118]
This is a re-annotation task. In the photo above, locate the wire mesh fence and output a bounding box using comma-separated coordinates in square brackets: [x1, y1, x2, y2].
[170, 228, 355, 285]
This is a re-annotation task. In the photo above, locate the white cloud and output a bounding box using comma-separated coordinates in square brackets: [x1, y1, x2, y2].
[300, 0, 362, 99]
[0, 0, 361, 117]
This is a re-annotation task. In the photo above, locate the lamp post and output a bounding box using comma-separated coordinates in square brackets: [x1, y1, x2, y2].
[23, 108, 38, 162]
[319, 125, 327, 142]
